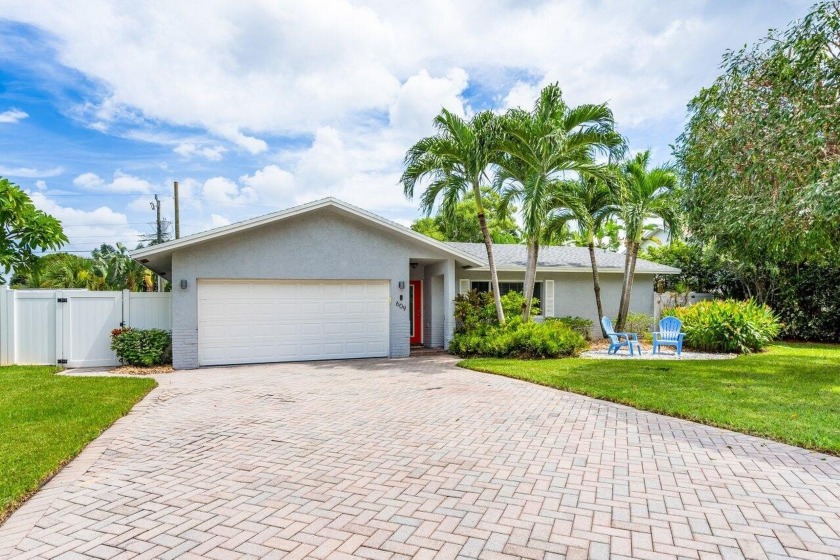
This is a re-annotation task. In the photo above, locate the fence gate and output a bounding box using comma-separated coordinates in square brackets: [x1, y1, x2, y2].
[57, 291, 123, 367]
[1, 288, 172, 367]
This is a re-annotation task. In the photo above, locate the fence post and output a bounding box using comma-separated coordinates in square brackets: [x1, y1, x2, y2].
[0, 286, 8, 365]
[122, 289, 130, 329]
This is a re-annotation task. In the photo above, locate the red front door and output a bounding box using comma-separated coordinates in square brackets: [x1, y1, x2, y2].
[409, 280, 422, 345]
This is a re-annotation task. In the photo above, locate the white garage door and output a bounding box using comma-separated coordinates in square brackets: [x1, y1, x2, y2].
[198, 280, 390, 366]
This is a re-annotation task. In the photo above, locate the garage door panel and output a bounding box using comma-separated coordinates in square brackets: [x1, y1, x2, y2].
[198, 280, 389, 366]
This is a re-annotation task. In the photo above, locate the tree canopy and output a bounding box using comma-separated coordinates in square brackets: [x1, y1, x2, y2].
[675, 1, 840, 268]
[0, 177, 67, 283]
[410, 189, 521, 243]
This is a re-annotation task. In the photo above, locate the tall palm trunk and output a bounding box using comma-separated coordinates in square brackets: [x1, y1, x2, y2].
[588, 239, 607, 337]
[616, 240, 639, 331]
[474, 188, 505, 325]
[521, 237, 539, 321]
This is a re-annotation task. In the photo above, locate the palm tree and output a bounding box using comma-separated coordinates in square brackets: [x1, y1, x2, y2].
[39, 253, 106, 290]
[93, 243, 153, 291]
[544, 174, 619, 336]
[615, 151, 680, 331]
[401, 109, 507, 324]
[496, 84, 624, 321]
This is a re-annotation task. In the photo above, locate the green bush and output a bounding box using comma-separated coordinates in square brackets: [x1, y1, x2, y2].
[454, 290, 538, 333]
[110, 328, 172, 366]
[663, 299, 781, 354]
[545, 316, 593, 341]
[450, 318, 587, 359]
[625, 312, 655, 342]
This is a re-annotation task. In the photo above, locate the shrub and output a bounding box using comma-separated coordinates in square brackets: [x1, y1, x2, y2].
[450, 318, 587, 359]
[773, 263, 840, 342]
[625, 312, 655, 342]
[663, 299, 781, 354]
[545, 316, 593, 341]
[111, 328, 172, 366]
[454, 290, 538, 333]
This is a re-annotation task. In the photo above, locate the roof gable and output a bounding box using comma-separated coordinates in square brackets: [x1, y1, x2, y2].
[131, 198, 484, 275]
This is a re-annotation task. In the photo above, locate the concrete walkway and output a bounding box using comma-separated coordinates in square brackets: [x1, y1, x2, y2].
[1, 355, 838, 559]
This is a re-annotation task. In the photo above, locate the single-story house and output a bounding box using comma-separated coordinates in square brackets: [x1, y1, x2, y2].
[133, 198, 679, 369]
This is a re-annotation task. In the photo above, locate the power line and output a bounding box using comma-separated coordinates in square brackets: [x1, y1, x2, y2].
[179, 196, 283, 209]
[41, 192, 170, 197]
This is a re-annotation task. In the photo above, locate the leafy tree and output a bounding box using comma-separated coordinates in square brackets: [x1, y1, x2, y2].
[615, 151, 680, 331]
[642, 240, 743, 297]
[497, 84, 624, 321]
[409, 189, 521, 243]
[544, 175, 619, 335]
[401, 110, 508, 324]
[0, 178, 67, 283]
[675, 1, 840, 294]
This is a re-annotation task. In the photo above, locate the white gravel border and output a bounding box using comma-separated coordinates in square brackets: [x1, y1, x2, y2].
[581, 348, 737, 360]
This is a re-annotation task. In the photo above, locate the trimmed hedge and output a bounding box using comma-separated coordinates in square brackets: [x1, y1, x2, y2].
[450, 319, 587, 359]
[663, 299, 781, 354]
[110, 328, 172, 366]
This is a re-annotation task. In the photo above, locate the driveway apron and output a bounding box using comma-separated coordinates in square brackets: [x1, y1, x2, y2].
[1, 355, 839, 559]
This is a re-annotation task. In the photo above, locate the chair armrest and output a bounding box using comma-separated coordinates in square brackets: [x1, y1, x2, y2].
[651, 331, 660, 342]
[677, 333, 686, 341]
[624, 332, 639, 341]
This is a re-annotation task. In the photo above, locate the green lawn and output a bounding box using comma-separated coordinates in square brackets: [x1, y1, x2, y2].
[0, 366, 156, 521]
[460, 343, 840, 455]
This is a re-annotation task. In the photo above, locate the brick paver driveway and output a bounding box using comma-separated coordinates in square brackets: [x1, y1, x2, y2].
[2, 355, 839, 560]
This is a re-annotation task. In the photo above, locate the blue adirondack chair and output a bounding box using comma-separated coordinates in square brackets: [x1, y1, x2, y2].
[601, 316, 641, 356]
[652, 316, 685, 356]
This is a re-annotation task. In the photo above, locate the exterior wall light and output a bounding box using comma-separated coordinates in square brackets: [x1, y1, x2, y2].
[180, 279, 188, 290]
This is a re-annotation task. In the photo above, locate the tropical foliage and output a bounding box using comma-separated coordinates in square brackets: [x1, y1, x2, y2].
[12, 243, 157, 291]
[496, 84, 623, 321]
[543, 175, 619, 333]
[614, 151, 679, 330]
[544, 316, 593, 341]
[410, 188, 521, 243]
[451, 291, 585, 358]
[402, 110, 508, 323]
[0, 178, 67, 283]
[664, 299, 781, 354]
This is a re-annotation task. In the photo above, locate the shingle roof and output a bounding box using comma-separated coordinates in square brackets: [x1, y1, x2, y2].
[445, 242, 680, 274]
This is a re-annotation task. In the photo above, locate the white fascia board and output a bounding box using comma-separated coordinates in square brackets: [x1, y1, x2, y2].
[467, 265, 681, 275]
[131, 197, 484, 267]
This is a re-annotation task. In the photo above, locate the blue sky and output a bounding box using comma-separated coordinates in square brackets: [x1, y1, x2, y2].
[0, 0, 811, 254]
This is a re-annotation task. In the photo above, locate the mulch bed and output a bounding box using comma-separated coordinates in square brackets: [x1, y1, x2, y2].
[108, 365, 174, 375]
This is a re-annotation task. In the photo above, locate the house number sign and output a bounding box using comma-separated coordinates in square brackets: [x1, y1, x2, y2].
[395, 301, 407, 311]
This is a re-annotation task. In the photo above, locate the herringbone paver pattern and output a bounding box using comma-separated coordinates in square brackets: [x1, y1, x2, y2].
[1, 354, 839, 559]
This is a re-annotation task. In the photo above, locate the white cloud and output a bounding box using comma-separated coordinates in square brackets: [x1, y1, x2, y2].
[173, 142, 227, 161]
[0, 166, 64, 178]
[210, 214, 231, 228]
[2, 1, 810, 225]
[0, 108, 29, 124]
[388, 68, 469, 139]
[72, 171, 156, 193]
[34, 180, 47, 190]
[28, 192, 144, 251]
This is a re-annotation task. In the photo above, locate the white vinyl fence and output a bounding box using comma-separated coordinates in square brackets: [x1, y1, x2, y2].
[0, 287, 171, 368]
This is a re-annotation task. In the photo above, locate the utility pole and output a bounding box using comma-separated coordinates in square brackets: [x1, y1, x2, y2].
[152, 194, 163, 244]
[173, 181, 181, 239]
[149, 194, 163, 292]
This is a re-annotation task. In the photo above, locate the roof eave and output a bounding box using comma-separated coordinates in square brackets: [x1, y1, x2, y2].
[130, 197, 484, 267]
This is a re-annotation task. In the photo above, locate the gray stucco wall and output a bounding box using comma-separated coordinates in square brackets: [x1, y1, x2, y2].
[456, 269, 656, 335]
[169, 207, 450, 369]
